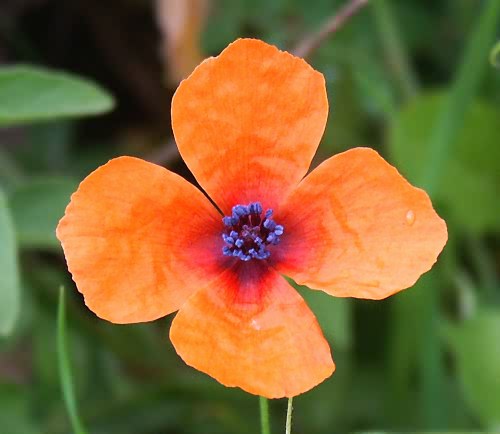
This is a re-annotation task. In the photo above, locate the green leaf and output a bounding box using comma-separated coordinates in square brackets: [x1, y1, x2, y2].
[8, 177, 78, 249]
[0, 187, 20, 336]
[444, 310, 500, 430]
[57, 286, 89, 434]
[0, 65, 114, 127]
[389, 92, 500, 233]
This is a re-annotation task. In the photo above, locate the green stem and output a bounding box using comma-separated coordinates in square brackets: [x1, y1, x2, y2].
[285, 398, 293, 434]
[57, 286, 89, 434]
[259, 396, 271, 434]
[371, 0, 419, 100]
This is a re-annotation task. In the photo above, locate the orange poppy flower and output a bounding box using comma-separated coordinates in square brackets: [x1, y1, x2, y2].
[57, 39, 447, 398]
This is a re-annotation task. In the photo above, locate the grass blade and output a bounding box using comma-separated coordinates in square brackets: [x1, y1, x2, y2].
[57, 286, 89, 434]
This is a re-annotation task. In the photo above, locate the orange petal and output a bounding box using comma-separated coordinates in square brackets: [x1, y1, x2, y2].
[170, 261, 335, 398]
[171, 38, 328, 213]
[275, 148, 448, 300]
[57, 157, 225, 323]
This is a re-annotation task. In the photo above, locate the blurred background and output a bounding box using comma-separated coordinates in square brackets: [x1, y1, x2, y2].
[1, 0, 499, 433]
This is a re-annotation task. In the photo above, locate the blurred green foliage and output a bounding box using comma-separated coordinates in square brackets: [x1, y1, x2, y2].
[0, 188, 20, 336]
[445, 310, 500, 430]
[390, 93, 500, 233]
[0, 66, 114, 127]
[1, 0, 499, 433]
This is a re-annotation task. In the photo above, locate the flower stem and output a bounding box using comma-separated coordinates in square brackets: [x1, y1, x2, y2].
[259, 396, 271, 434]
[57, 286, 89, 434]
[285, 397, 293, 434]
[293, 0, 370, 59]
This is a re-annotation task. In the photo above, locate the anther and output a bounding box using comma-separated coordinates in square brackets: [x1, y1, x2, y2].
[221, 201, 284, 261]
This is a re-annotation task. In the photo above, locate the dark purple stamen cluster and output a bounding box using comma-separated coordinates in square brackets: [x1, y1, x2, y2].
[222, 202, 284, 261]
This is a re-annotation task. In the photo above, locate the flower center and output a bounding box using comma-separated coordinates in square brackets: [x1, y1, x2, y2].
[222, 202, 284, 261]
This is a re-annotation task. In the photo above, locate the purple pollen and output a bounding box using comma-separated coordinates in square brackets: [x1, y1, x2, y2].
[221, 201, 284, 261]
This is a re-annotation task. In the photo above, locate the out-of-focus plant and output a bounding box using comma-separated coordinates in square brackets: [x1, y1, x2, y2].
[1, 0, 500, 433]
[0, 66, 114, 127]
[0, 64, 114, 337]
